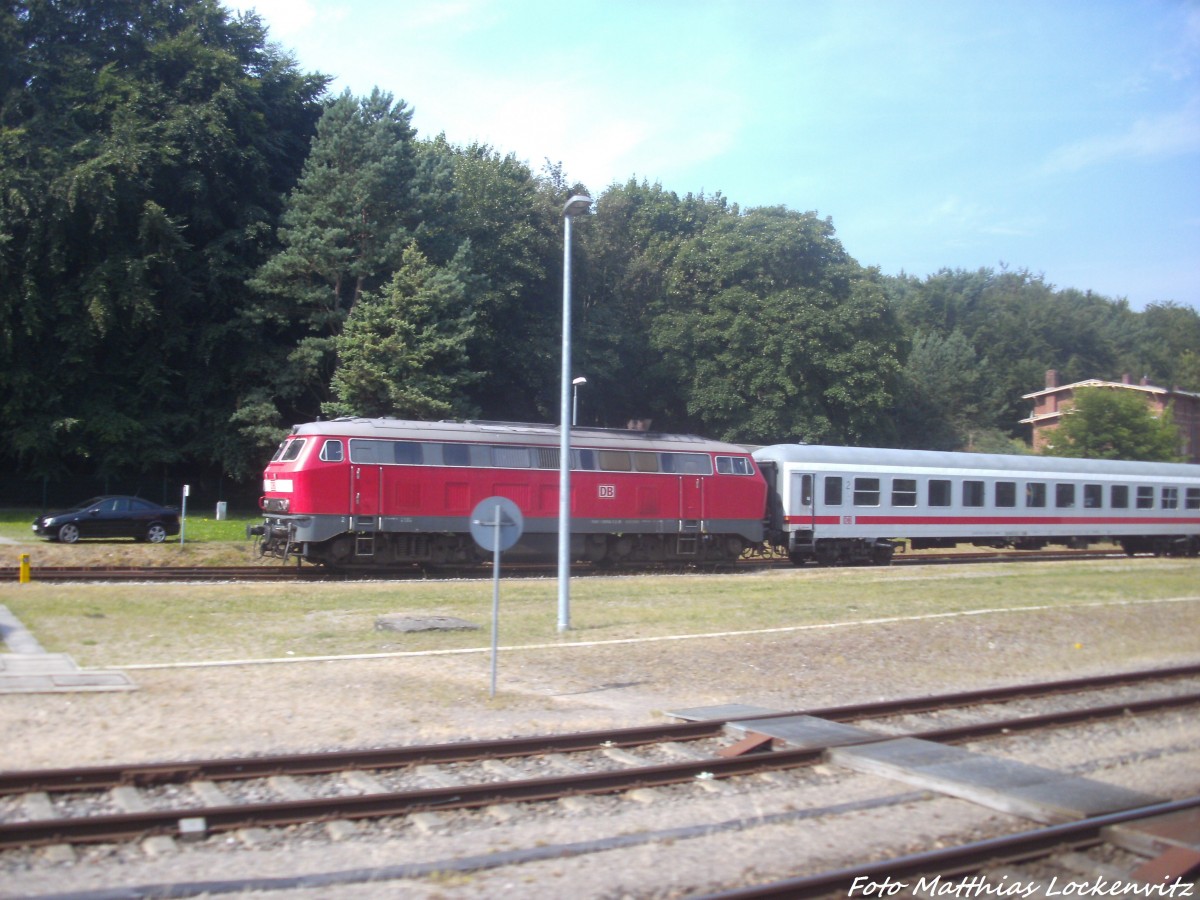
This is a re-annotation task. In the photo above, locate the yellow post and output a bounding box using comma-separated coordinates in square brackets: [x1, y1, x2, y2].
[18, 553, 31, 584]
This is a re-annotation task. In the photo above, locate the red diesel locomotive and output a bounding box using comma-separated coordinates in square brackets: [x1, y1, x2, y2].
[253, 418, 768, 567]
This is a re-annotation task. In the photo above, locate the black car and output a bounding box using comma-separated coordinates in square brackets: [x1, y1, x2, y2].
[32, 496, 181, 544]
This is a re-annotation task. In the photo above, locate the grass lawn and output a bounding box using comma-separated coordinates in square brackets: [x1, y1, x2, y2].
[2, 558, 1196, 668]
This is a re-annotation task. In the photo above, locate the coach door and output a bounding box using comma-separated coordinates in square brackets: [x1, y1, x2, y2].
[790, 472, 816, 531]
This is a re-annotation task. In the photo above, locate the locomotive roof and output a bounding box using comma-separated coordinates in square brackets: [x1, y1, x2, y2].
[292, 418, 756, 455]
[752, 444, 1200, 480]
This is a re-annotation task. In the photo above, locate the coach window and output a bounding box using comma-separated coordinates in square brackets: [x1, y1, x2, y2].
[853, 477, 880, 506]
[1186, 488, 1200, 510]
[1026, 482, 1046, 508]
[280, 438, 307, 462]
[1162, 487, 1179, 510]
[1111, 485, 1129, 508]
[1083, 484, 1103, 509]
[892, 478, 917, 507]
[1055, 483, 1076, 508]
[995, 481, 1016, 508]
[963, 480, 985, 508]
[319, 440, 343, 462]
[824, 476, 843, 506]
[1136, 486, 1154, 509]
[928, 479, 951, 507]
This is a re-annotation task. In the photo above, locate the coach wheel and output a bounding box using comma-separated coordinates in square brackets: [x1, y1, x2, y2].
[57, 523, 80, 544]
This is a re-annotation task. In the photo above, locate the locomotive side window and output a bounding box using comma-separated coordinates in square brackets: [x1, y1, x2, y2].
[1187, 488, 1200, 510]
[493, 446, 532, 468]
[392, 441, 422, 464]
[599, 450, 632, 472]
[853, 477, 880, 506]
[661, 453, 712, 475]
[573, 449, 598, 470]
[963, 481, 985, 507]
[536, 447, 559, 469]
[1026, 482, 1046, 507]
[824, 476, 843, 506]
[634, 452, 660, 473]
[1162, 487, 1179, 509]
[1055, 483, 1076, 508]
[995, 481, 1016, 507]
[319, 440, 344, 462]
[1111, 485, 1129, 508]
[280, 439, 307, 462]
[891, 479, 917, 507]
[443, 443, 470, 467]
[1083, 484, 1102, 508]
[1136, 486, 1154, 509]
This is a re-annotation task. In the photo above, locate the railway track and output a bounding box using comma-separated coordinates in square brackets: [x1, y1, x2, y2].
[0, 548, 1133, 582]
[3, 664, 1197, 856]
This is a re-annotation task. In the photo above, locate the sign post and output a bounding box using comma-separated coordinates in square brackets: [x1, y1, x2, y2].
[469, 497, 524, 697]
[181, 484, 190, 545]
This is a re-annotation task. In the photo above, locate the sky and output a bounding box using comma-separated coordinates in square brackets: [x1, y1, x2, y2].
[222, 0, 1200, 310]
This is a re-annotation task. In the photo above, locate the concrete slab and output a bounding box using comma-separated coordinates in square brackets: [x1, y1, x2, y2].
[830, 737, 1162, 824]
[0, 654, 136, 693]
[665, 704, 781, 722]
[726, 714, 883, 750]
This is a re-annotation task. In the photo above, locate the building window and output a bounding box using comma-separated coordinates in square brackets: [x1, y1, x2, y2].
[995, 482, 1016, 508]
[928, 479, 952, 507]
[854, 477, 880, 506]
[1083, 484, 1103, 508]
[891, 479, 917, 507]
[1136, 486, 1154, 509]
[1111, 485, 1129, 509]
[1026, 482, 1046, 508]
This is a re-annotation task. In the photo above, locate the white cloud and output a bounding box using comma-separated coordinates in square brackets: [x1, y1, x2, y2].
[1040, 97, 1200, 175]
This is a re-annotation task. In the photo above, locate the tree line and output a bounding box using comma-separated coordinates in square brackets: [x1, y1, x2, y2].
[3, 0, 1197, 491]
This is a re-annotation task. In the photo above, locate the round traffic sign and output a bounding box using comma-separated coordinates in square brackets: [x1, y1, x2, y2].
[470, 497, 525, 552]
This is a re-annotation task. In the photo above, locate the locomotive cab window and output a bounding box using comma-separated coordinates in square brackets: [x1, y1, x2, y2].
[853, 477, 880, 506]
[1111, 485, 1129, 508]
[717, 456, 753, 475]
[319, 440, 344, 462]
[1083, 484, 1102, 508]
[995, 481, 1016, 508]
[928, 479, 951, 507]
[824, 476, 843, 506]
[280, 439, 307, 462]
[891, 478, 917, 507]
[1026, 482, 1046, 508]
[1136, 486, 1154, 509]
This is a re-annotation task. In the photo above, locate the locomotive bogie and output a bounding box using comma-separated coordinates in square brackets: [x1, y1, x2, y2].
[754, 444, 1200, 564]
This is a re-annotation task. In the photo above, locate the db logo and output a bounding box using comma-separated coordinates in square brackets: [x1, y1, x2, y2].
[598, 484, 616, 499]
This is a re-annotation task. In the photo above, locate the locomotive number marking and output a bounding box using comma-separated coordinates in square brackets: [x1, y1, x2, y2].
[598, 484, 616, 499]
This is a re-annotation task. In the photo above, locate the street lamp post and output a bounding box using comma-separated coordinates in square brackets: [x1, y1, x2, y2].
[558, 194, 592, 633]
[572, 376, 587, 426]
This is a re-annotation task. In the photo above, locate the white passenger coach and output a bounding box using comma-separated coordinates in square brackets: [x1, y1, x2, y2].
[752, 444, 1200, 565]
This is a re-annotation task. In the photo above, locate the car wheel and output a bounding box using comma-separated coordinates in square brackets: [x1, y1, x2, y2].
[146, 523, 168, 544]
[58, 523, 80, 544]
